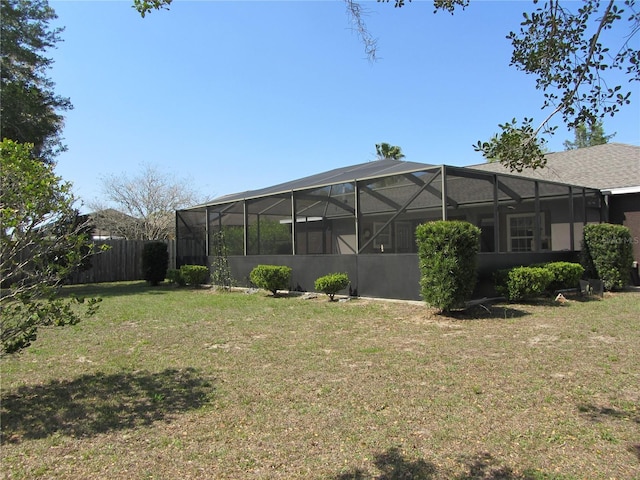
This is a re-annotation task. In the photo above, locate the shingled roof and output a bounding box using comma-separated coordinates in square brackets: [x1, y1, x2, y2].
[468, 143, 640, 191]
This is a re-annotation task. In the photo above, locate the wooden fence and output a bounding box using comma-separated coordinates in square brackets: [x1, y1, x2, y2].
[69, 240, 176, 284]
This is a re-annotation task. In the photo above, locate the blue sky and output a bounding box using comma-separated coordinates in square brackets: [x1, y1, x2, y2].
[48, 1, 640, 210]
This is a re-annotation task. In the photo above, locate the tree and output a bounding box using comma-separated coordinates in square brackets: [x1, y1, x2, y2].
[563, 120, 616, 150]
[0, 0, 72, 163]
[375, 142, 405, 160]
[90, 164, 202, 240]
[379, 1, 639, 171]
[1, 139, 100, 356]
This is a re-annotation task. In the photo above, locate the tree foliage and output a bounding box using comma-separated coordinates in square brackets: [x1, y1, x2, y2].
[563, 119, 615, 150]
[0, 0, 72, 163]
[375, 142, 405, 160]
[90, 164, 202, 240]
[389, 0, 639, 171]
[1, 140, 100, 356]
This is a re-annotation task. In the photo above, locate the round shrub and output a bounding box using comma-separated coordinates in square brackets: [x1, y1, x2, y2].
[314, 273, 350, 301]
[179, 265, 210, 286]
[249, 265, 292, 296]
[506, 266, 554, 301]
[142, 242, 168, 286]
[544, 261, 585, 292]
[416, 220, 480, 312]
[166, 268, 185, 286]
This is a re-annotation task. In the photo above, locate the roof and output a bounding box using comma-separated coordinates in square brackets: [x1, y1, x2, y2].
[184, 144, 638, 211]
[468, 143, 640, 191]
[205, 158, 437, 205]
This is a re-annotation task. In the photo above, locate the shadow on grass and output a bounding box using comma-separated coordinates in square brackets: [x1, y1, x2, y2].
[1, 367, 215, 443]
[335, 447, 436, 479]
[447, 305, 531, 321]
[455, 452, 556, 479]
[578, 403, 640, 424]
[60, 281, 176, 300]
[335, 449, 564, 479]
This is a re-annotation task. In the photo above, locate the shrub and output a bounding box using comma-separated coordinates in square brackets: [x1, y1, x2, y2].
[314, 273, 350, 301]
[582, 223, 634, 291]
[249, 265, 292, 296]
[506, 266, 554, 301]
[166, 268, 185, 286]
[415, 220, 480, 312]
[179, 265, 210, 286]
[142, 242, 168, 286]
[544, 261, 585, 292]
[493, 269, 511, 297]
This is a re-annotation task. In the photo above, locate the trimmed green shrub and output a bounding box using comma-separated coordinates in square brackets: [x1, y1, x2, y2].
[493, 269, 511, 297]
[314, 273, 350, 301]
[544, 261, 585, 292]
[166, 268, 185, 286]
[249, 265, 292, 296]
[416, 220, 481, 312]
[142, 242, 168, 286]
[582, 223, 634, 291]
[506, 266, 554, 301]
[180, 265, 210, 286]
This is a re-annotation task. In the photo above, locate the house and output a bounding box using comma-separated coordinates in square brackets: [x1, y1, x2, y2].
[87, 209, 140, 240]
[176, 157, 609, 301]
[470, 143, 640, 283]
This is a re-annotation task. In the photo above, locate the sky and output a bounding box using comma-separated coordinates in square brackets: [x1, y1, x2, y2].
[48, 0, 640, 212]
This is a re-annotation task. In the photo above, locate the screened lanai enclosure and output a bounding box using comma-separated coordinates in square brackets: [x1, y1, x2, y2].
[176, 160, 603, 300]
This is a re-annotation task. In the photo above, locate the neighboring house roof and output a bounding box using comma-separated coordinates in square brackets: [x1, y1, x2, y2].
[204, 158, 437, 205]
[468, 143, 640, 191]
[88, 209, 139, 239]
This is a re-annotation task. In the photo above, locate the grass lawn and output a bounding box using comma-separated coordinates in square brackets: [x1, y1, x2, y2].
[1, 282, 639, 479]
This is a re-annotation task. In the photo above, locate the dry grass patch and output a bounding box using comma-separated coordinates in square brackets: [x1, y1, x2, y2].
[1, 282, 639, 479]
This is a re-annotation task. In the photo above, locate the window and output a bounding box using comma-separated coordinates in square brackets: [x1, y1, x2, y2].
[395, 222, 413, 253]
[507, 213, 545, 252]
[373, 222, 392, 251]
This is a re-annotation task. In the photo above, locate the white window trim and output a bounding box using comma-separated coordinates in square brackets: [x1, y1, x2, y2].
[507, 212, 546, 252]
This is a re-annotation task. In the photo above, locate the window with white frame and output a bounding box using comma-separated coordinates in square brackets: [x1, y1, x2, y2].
[507, 213, 545, 252]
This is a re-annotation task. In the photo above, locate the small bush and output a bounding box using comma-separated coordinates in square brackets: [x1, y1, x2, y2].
[582, 223, 634, 291]
[314, 273, 350, 301]
[180, 265, 210, 286]
[544, 261, 585, 292]
[493, 269, 511, 297]
[416, 220, 480, 312]
[249, 265, 292, 296]
[142, 242, 168, 286]
[166, 269, 185, 286]
[506, 266, 554, 301]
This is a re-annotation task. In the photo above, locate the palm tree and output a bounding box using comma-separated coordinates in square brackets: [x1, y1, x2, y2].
[375, 142, 405, 160]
